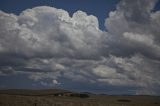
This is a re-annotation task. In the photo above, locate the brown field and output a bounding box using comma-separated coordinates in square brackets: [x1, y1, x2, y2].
[0, 89, 160, 106]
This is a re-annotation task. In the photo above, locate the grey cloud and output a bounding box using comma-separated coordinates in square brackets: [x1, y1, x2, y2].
[118, 0, 158, 23]
[0, 0, 160, 95]
[0, 7, 103, 59]
[17, 55, 159, 95]
[0, 66, 15, 76]
[103, 0, 160, 94]
[105, 0, 160, 60]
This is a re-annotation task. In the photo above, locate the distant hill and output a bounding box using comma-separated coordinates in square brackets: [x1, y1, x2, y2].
[0, 89, 71, 96]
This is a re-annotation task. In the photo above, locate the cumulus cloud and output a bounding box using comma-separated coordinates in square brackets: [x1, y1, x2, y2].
[0, 0, 160, 95]
[52, 79, 60, 85]
[0, 6, 102, 59]
[105, 0, 160, 60]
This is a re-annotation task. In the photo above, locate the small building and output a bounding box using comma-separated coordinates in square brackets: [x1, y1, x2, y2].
[54, 92, 72, 97]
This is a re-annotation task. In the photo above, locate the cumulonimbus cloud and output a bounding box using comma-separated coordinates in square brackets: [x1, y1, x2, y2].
[0, 0, 160, 95]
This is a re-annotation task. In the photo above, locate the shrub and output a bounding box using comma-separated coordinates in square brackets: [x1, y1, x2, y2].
[70, 93, 89, 98]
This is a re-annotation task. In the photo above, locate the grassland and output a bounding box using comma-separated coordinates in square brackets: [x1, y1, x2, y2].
[0, 89, 159, 106]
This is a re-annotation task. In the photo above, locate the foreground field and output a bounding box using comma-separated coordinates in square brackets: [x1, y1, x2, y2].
[0, 89, 160, 106]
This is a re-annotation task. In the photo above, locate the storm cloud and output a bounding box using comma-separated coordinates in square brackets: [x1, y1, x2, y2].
[0, 0, 160, 95]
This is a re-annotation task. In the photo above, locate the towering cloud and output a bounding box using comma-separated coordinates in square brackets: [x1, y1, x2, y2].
[0, 0, 160, 95]
[105, 0, 160, 60]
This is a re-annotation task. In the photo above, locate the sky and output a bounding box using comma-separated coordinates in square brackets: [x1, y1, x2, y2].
[0, 0, 119, 30]
[0, 0, 160, 95]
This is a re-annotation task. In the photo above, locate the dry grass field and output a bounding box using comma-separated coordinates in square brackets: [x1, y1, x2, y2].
[0, 89, 160, 106]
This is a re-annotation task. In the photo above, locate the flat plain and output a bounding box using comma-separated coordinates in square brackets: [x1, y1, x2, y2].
[0, 89, 159, 106]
